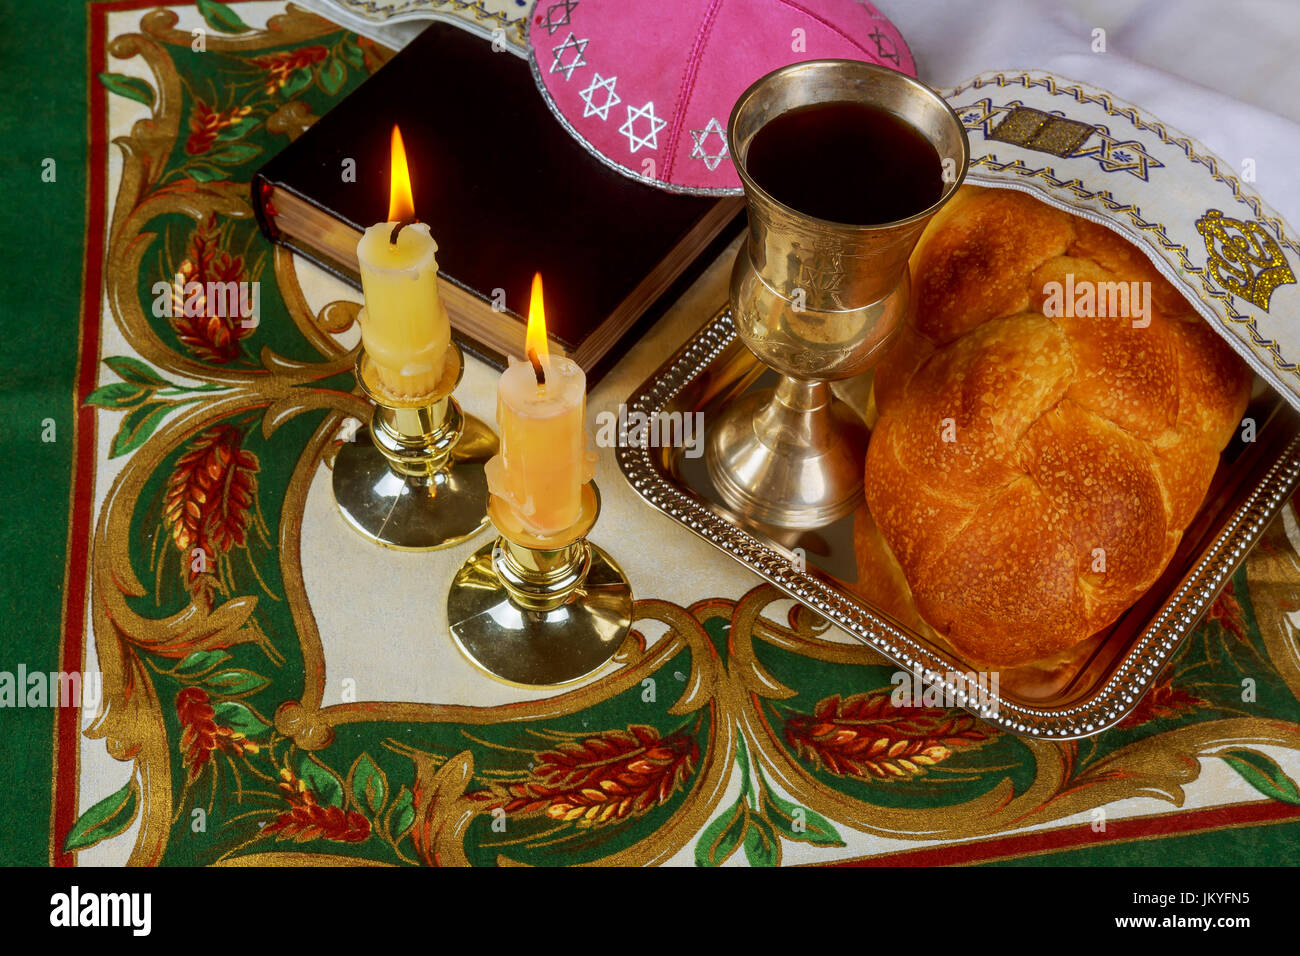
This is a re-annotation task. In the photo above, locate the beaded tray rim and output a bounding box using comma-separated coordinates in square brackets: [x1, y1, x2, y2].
[616, 306, 1300, 740]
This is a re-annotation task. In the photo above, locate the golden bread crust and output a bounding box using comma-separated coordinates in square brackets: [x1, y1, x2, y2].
[863, 188, 1251, 667]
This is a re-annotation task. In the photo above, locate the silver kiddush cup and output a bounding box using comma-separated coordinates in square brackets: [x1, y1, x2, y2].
[707, 59, 969, 529]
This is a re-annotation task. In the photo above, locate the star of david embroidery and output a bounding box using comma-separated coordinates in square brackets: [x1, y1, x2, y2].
[689, 116, 729, 171]
[1074, 125, 1165, 181]
[579, 73, 620, 121]
[952, 98, 1007, 137]
[549, 32, 588, 81]
[619, 101, 666, 153]
[541, 0, 578, 36]
[868, 28, 900, 65]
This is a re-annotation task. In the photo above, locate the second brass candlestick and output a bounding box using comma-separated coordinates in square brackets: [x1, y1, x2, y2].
[446, 482, 633, 686]
[332, 341, 497, 551]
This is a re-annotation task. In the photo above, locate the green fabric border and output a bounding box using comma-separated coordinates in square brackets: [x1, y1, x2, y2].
[979, 816, 1300, 867]
[0, 0, 89, 864]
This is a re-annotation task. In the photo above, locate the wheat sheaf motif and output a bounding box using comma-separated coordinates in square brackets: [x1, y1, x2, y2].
[162, 424, 262, 605]
[502, 725, 699, 826]
[783, 691, 990, 780]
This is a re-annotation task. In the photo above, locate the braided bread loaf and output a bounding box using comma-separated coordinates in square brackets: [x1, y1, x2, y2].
[863, 187, 1250, 667]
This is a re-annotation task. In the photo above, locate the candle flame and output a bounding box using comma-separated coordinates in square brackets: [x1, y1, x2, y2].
[526, 272, 549, 368]
[388, 125, 415, 223]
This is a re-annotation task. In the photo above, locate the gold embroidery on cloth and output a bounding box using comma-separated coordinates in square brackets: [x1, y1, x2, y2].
[1197, 209, 1296, 311]
[988, 106, 1094, 157]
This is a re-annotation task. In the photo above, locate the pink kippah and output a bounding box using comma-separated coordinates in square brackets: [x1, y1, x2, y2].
[527, 0, 915, 195]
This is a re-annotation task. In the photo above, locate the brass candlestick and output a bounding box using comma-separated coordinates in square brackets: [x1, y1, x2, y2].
[707, 59, 969, 529]
[446, 482, 633, 686]
[332, 340, 498, 550]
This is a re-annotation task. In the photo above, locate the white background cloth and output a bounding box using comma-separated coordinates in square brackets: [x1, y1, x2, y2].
[877, 0, 1300, 227]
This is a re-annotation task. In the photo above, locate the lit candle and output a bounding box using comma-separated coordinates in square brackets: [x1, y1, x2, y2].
[485, 274, 592, 540]
[355, 125, 450, 397]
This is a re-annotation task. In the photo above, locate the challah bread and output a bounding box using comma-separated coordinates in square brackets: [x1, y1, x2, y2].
[863, 187, 1250, 668]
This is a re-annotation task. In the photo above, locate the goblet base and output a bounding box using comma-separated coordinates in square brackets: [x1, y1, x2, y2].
[706, 378, 869, 530]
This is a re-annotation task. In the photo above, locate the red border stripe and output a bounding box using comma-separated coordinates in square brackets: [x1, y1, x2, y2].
[53, 0, 111, 868]
[55, 0, 188, 866]
[832, 799, 1300, 866]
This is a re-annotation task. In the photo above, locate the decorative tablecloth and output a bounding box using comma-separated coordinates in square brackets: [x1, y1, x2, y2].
[5, 0, 1300, 866]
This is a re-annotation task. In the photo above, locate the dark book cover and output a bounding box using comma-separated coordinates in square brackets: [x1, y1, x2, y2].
[253, 21, 741, 381]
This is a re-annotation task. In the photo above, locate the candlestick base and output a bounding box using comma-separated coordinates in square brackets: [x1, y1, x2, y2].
[332, 345, 497, 551]
[446, 484, 633, 686]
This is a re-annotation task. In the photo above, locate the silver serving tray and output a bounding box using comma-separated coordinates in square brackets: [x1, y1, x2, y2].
[617, 306, 1300, 739]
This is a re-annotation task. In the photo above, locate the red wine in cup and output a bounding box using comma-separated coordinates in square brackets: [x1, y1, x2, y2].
[745, 101, 943, 225]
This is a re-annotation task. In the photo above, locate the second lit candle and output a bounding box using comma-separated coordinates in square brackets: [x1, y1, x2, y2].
[485, 274, 592, 541]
